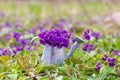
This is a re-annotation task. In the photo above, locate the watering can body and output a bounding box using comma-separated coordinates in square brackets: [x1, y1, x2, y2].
[41, 36, 84, 65]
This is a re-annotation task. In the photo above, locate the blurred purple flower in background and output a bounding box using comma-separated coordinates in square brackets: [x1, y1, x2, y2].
[13, 50, 17, 56]
[0, 48, 3, 56]
[57, 19, 66, 28]
[12, 46, 25, 55]
[102, 54, 108, 61]
[108, 57, 116, 67]
[72, 37, 76, 43]
[92, 32, 101, 40]
[16, 46, 24, 51]
[0, 11, 5, 17]
[27, 28, 36, 35]
[113, 50, 119, 56]
[96, 62, 101, 71]
[14, 23, 23, 29]
[0, 48, 12, 56]
[5, 21, 11, 28]
[13, 32, 22, 40]
[3, 48, 10, 55]
[18, 39, 30, 46]
[82, 43, 95, 52]
[83, 29, 91, 40]
[83, 29, 101, 40]
[4, 34, 11, 41]
[33, 41, 38, 46]
[26, 45, 32, 52]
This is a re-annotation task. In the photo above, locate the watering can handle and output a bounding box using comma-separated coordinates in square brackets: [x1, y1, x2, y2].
[30, 36, 39, 45]
[30, 36, 43, 63]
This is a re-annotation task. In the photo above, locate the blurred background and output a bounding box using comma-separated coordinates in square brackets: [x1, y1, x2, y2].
[0, 0, 120, 35]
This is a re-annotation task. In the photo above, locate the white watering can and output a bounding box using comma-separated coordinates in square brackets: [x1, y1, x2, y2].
[31, 36, 84, 66]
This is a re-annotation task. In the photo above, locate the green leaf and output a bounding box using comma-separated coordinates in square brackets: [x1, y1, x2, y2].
[17, 56, 26, 71]
[88, 76, 96, 80]
[65, 56, 82, 65]
[8, 74, 18, 80]
[17, 55, 30, 72]
[36, 76, 48, 80]
[55, 76, 63, 80]
[63, 76, 69, 80]
[0, 56, 10, 63]
[31, 54, 37, 68]
[100, 67, 113, 80]
[84, 54, 91, 60]
[35, 63, 44, 74]
[71, 76, 77, 80]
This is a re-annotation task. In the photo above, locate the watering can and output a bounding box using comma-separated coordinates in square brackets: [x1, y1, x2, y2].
[41, 36, 84, 65]
[31, 35, 84, 66]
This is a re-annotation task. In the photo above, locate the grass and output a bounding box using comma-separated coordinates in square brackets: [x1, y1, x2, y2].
[0, 1, 119, 18]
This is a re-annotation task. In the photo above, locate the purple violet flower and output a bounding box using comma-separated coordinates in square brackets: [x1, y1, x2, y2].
[3, 49, 10, 55]
[18, 39, 29, 46]
[26, 46, 32, 52]
[13, 32, 22, 40]
[4, 34, 11, 41]
[38, 29, 71, 48]
[0, 48, 3, 56]
[16, 46, 24, 51]
[83, 29, 101, 40]
[0, 11, 5, 17]
[15, 23, 23, 29]
[82, 43, 95, 52]
[96, 62, 101, 71]
[113, 50, 119, 56]
[33, 41, 38, 46]
[83, 29, 91, 40]
[5, 21, 11, 28]
[72, 37, 76, 43]
[108, 57, 116, 67]
[13, 50, 17, 56]
[27, 28, 36, 35]
[57, 21, 64, 28]
[102, 54, 108, 61]
[92, 32, 101, 40]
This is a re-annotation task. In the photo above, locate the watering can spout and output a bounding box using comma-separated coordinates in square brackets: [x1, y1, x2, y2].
[65, 36, 84, 60]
